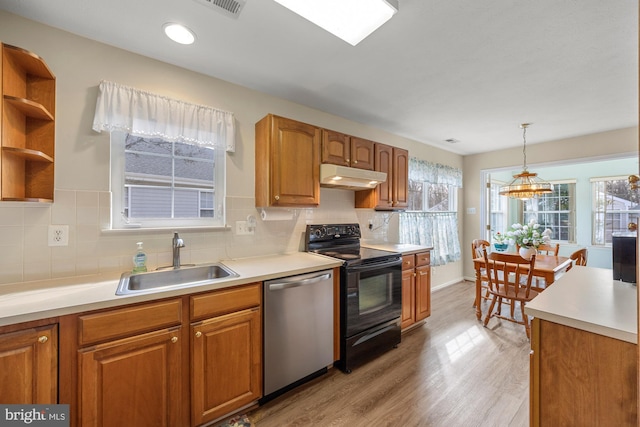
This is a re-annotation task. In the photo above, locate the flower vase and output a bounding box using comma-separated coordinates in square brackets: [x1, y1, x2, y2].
[519, 246, 536, 260]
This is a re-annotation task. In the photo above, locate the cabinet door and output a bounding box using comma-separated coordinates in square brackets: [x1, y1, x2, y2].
[401, 269, 416, 329]
[255, 115, 320, 207]
[78, 327, 183, 427]
[321, 129, 350, 167]
[392, 148, 409, 209]
[0, 324, 57, 404]
[350, 137, 375, 170]
[191, 307, 261, 426]
[415, 264, 431, 321]
[374, 143, 393, 209]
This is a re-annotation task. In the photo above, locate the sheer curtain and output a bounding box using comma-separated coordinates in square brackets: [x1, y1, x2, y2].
[400, 158, 463, 266]
[92, 80, 236, 152]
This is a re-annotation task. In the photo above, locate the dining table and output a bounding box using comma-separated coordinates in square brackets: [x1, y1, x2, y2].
[472, 254, 572, 321]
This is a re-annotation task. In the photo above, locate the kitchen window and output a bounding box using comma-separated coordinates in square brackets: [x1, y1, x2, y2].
[111, 132, 224, 228]
[522, 181, 576, 243]
[92, 81, 235, 230]
[592, 176, 640, 245]
[400, 158, 462, 266]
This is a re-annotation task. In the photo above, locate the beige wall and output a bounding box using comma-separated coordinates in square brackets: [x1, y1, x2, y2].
[462, 127, 639, 279]
[0, 11, 464, 287]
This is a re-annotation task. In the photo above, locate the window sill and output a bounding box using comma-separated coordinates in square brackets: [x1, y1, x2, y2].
[101, 225, 231, 235]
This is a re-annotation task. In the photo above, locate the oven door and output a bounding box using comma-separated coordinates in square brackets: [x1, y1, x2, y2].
[343, 257, 402, 338]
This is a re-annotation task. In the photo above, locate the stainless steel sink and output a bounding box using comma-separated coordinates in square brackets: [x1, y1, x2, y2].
[116, 263, 239, 295]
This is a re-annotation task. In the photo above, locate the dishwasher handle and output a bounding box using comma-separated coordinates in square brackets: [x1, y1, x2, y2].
[268, 272, 332, 291]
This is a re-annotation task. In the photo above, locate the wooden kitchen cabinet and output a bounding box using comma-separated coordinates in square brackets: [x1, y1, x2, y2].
[1, 43, 55, 202]
[255, 114, 320, 207]
[75, 299, 186, 427]
[321, 129, 374, 170]
[0, 322, 57, 404]
[530, 318, 637, 426]
[355, 144, 408, 210]
[401, 251, 431, 330]
[190, 283, 261, 426]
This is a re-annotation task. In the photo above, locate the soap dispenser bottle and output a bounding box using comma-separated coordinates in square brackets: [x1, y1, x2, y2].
[132, 242, 147, 273]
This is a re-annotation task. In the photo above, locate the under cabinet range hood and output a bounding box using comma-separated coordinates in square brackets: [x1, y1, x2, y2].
[320, 164, 387, 190]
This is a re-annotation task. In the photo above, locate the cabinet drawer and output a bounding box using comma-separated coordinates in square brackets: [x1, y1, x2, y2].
[415, 251, 431, 266]
[402, 255, 415, 270]
[191, 283, 261, 321]
[78, 299, 182, 347]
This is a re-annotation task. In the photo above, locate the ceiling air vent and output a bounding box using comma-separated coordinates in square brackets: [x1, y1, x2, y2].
[193, 0, 246, 19]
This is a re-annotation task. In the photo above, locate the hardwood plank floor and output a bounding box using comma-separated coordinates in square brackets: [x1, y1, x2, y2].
[246, 281, 531, 426]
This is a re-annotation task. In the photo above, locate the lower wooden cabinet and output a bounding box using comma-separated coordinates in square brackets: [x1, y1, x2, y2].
[191, 307, 261, 425]
[0, 323, 57, 404]
[401, 251, 431, 330]
[530, 318, 637, 426]
[78, 327, 183, 427]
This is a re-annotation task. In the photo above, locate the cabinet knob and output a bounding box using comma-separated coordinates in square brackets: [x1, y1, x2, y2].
[353, 160, 357, 164]
[38, 336, 48, 344]
[275, 195, 280, 201]
[171, 336, 178, 343]
[195, 331, 202, 338]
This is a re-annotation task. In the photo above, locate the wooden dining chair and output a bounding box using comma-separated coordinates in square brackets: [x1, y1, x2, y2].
[482, 248, 539, 339]
[566, 248, 588, 271]
[536, 243, 560, 256]
[471, 239, 491, 306]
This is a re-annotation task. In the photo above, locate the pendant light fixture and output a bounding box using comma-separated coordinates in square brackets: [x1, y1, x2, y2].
[499, 123, 553, 200]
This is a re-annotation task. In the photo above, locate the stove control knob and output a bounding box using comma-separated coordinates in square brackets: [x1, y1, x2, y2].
[313, 227, 326, 238]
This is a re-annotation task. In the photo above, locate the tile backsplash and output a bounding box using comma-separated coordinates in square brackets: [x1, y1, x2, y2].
[0, 188, 396, 286]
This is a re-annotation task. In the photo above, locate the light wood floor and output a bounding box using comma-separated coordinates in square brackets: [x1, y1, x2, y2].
[246, 281, 531, 427]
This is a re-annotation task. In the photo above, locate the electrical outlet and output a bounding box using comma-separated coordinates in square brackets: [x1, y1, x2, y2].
[235, 220, 254, 235]
[48, 225, 69, 246]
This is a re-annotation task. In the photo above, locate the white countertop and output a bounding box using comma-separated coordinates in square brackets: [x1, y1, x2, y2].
[361, 242, 432, 255]
[524, 266, 637, 344]
[0, 252, 342, 327]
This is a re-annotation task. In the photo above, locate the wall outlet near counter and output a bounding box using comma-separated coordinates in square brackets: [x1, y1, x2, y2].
[235, 220, 254, 235]
[48, 225, 69, 246]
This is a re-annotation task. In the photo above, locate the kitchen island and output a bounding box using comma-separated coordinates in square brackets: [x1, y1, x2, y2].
[525, 266, 637, 426]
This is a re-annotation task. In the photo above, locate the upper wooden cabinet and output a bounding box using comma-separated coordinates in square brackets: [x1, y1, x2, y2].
[355, 144, 409, 210]
[321, 130, 374, 170]
[1, 43, 56, 202]
[255, 114, 320, 207]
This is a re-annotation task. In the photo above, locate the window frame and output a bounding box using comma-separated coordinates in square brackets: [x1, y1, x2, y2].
[521, 180, 576, 243]
[109, 131, 226, 230]
[591, 175, 640, 246]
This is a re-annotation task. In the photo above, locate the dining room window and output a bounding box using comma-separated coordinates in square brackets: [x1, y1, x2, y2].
[522, 181, 576, 243]
[592, 176, 640, 245]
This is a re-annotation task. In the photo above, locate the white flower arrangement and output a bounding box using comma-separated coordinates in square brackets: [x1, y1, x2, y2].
[506, 219, 552, 248]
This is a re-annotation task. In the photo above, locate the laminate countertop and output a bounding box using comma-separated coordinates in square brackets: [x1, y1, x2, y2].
[361, 242, 433, 255]
[524, 266, 637, 344]
[0, 252, 342, 327]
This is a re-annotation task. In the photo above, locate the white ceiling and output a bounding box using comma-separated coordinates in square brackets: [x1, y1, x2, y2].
[0, 0, 637, 155]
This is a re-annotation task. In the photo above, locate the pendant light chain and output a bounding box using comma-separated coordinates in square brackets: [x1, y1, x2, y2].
[521, 124, 528, 171]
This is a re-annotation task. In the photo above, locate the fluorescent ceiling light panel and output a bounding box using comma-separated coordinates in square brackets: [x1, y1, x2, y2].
[273, 0, 398, 46]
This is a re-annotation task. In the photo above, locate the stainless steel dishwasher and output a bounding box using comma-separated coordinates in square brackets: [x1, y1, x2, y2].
[262, 269, 334, 401]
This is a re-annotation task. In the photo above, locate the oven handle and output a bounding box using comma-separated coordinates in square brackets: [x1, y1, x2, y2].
[268, 273, 332, 291]
[345, 258, 401, 272]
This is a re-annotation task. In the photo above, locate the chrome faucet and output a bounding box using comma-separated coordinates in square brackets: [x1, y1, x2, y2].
[172, 232, 185, 268]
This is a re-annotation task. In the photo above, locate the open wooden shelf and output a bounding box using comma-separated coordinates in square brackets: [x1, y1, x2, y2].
[4, 95, 54, 121]
[2, 146, 54, 163]
[1, 42, 56, 203]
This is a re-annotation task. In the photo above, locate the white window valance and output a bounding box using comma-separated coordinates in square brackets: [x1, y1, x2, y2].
[92, 80, 236, 152]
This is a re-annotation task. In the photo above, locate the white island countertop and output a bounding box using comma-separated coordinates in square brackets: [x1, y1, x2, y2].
[0, 252, 342, 327]
[524, 266, 637, 344]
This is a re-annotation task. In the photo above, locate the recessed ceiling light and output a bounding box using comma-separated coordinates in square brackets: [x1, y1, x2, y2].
[273, 0, 398, 46]
[163, 23, 196, 45]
